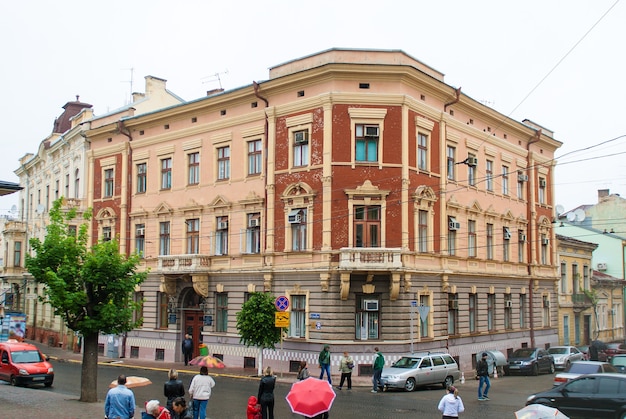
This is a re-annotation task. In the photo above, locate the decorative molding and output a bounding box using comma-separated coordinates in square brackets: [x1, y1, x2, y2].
[415, 116, 434, 131]
[192, 275, 209, 298]
[156, 145, 175, 156]
[285, 113, 313, 128]
[319, 273, 329, 292]
[241, 125, 265, 138]
[182, 138, 202, 151]
[340, 273, 350, 300]
[216, 283, 224, 293]
[348, 107, 387, 120]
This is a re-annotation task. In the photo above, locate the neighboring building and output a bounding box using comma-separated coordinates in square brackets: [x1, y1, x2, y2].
[86, 48, 561, 373]
[591, 269, 625, 343]
[563, 189, 626, 236]
[0, 181, 22, 312]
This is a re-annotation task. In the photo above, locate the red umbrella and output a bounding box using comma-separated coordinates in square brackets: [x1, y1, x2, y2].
[286, 378, 336, 417]
[189, 354, 225, 368]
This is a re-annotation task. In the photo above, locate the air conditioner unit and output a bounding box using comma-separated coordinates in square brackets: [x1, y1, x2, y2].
[365, 126, 379, 137]
[517, 173, 529, 182]
[448, 218, 460, 231]
[503, 227, 511, 240]
[466, 156, 478, 167]
[597, 262, 607, 271]
[519, 232, 527, 242]
[248, 218, 260, 228]
[543, 299, 550, 308]
[448, 300, 459, 310]
[505, 300, 513, 308]
[539, 179, 547, 187]
[294, 131, 309, 144]
[288, 213, 302, 224]
[217, 221, 229, 230]
[364, 300, 379, 311]
[136, 227, 145, 236]
[541, 238, 550, 245]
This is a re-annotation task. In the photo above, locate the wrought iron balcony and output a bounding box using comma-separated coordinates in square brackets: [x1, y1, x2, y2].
[338, 247, 403, 270]
[158, 254, 211, 272]
[571, 293, 593, 308]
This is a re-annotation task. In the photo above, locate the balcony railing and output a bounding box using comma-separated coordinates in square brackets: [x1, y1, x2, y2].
[338, 247, 403, 270]
[158, 254, 211, 272]
[571, 293, 592, 306]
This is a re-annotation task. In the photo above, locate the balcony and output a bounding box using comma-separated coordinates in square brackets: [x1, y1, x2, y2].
[338, 247, 403, 270]
[571, 293, 593, 310]
[158, 254, 211, 273]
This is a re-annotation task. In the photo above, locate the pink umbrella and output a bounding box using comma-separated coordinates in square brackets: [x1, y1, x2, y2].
[286, 378, 336, 417]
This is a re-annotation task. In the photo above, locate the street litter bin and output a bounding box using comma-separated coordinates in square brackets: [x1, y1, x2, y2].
[199, 343, 208, 356]
[475, 350, 507, 376]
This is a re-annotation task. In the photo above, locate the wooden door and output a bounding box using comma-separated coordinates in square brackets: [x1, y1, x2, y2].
[183, 310, 205, 359]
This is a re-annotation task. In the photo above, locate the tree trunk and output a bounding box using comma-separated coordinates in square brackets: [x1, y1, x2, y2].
[257, 346, 263, 377]
[80, 332, 99, 402]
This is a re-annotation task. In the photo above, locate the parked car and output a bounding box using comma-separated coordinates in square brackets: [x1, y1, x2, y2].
[604, 343, 626, 361]
[552, 361, 617, 386]
[0, 340, 54, 387]
[381, 352, 460, 392]
[527, 373, 626, 418]
[577, 344, 608, 362]
[548, 346, 585, 370]
[504, 348, 555, 376]
[610, 354, 626, 373]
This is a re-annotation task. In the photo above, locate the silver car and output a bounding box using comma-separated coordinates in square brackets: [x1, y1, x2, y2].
[381, 352, 460, 392]
[548, 345, 585, 370]
[552, 360, 617, 386]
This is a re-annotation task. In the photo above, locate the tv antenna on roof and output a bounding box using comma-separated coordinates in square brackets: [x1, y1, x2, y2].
[201, 70, 229, 90]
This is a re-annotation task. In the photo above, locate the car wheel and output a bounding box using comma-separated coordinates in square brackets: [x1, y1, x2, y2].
[532, 364, 539, 376]
[10, 376, 18, 386]
[549, 363, 555, 374]
[442, 376, 453, 389]
[404, 378, 416, 392]
[44, 382, 53, 388]
[565, 360, 570, 370]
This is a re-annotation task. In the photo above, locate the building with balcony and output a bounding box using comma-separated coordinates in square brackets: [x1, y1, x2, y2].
[85, 49, 561, 372]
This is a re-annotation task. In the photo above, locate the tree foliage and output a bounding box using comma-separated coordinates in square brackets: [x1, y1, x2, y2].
[236, 292, 282, 350]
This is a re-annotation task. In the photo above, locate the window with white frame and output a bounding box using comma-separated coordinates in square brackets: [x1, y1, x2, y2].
[102, 226, 112, 242]
[448, 293, 458, 335]
[215, 216, 229, 255]
[354, 205, 380, 247]
[503, 227, 510, 262]
[13, 242, 22, 267]
[561, 262, 568, 293]
[417, 132, 428, 171]
[469, 293, 477, 333]
[468, 220, 476, 258]
[289, 209, 307, 251]
[248, 139, 262, 175]
[502, 165, 509, 195]
[104, 168, 114, 197]
[540, 233, 548, 264]
[518, 230, 525, 262]
[504, 294, 512, 329]
[517, 173, 524, 199]
[217, 146, 230, 180]
[159, 221, 170, 255]
[447, 146, 456, 180]
[418, 210, 428, 253]
[135, 224, 145, 256]
[419, 294, 430, 338]
[542, 295, 551, 327]
[74, 169, 80, 199]
[215, 293, 228, 332]
[293, 129, 309, 167]
[448, 230, 456, 256]
[355, 124, 379, 162]
[136, 163, 147, 193]
[245, 213, 261, 254]
[583, 265, 590, 289]
[186, 218, 200, 254]
[467, 153, 476, 186]
[572, 264, 579, 293]
[539, 177, 546, 204]
[289, 295, 306, 338]
[487, 293, 495, 331]
[486, 223, 494, 259]
[188, 152, 200, 185]
[161, 158, 172, 190]
[520, 294, 526, 328]
[355, 295, 379, 340]
[486, 160, 493, 191]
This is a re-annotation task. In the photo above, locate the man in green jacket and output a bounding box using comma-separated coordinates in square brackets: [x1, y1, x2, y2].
[372, 347, 384, 393]
[318, 344, 332, 384]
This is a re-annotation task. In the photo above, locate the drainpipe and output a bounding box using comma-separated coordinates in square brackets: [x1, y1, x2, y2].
[253, 81, 269, 259]
[444, 87, 462, 112]
[526, 129, 541, 348]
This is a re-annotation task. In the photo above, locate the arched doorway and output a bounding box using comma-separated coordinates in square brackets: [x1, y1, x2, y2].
[181, 288, 205, 359]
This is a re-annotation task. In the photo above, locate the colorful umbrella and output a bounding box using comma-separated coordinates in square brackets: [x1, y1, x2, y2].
[515, 404, 569, 419]
[286, 377, 336, 417]
[109, 376, 152, 389]
[189, 354, 226, 368]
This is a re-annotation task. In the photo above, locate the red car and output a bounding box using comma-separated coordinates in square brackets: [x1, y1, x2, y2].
[604, 343, 626, 361]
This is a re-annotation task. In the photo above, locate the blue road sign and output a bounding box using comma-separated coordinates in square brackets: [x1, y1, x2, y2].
[275, 295, 289, 311]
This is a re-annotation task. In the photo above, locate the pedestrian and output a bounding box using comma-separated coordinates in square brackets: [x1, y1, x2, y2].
[105, 374, 136, 419]
[318, 344, 332, 384]
[438, 386, 464, 419]
[182, 334, 194, 366]
[164, 368, 185, 412]
[336, 351, 354, 390]
[246, 395, 261, 419]
[257, 366, 276, 419]
[371, 347, 385, 393]
[297, 360, 310, 381]
[171, 397, 193, 419]
[143, 400, 171, 419]
[477, 352, 491, 401]
[188, 366, 216, 419]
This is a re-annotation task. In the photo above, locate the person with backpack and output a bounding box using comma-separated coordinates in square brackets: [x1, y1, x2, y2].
[336, 351, 354, 390]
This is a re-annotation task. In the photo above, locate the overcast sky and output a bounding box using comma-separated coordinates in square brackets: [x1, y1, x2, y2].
[1, 0, 624, 215]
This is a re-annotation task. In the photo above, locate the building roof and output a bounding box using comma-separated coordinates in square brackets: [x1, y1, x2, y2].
[52, 97, 93, 134]
[0, 180, 22, 196]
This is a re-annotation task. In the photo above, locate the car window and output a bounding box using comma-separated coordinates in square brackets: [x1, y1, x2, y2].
[565, 376, 597, 394]
[513, 349, 535, 358]
[442, 355, 456, 365]
[11, 350, 42, 363]
[1, 350, 8, 363]
[420, 357, 432, 368]
[549, 348, 567, 354]
[597, 377, 623, 394]
[566, 363, 603, 374]
[612, 357, 626, 367]
[432, 356, 444, 366]
[393, 357, 420, 368]
[571, 348, 580, 354]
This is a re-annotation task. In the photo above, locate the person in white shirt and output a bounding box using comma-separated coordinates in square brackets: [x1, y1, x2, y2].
[438, 386, 464, 419]
[188, 366, 215, 419]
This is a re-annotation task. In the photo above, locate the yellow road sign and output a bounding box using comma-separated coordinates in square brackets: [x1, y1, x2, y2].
[275, 311, 290, 327]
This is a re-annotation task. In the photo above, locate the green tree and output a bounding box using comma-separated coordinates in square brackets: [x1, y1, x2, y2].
[25, 199, 146, 402]
[236, 292, 283, 375]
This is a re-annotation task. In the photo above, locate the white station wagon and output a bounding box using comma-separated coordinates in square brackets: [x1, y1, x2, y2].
[381, 352, 461, 392]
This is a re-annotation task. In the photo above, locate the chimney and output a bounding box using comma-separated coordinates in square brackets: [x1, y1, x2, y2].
[598, 189, 610, 201]
[144, 75, 167, 96]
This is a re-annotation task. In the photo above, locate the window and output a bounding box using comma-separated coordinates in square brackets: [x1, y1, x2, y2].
[539, 177, 546, 204]
[355, 124, 379, 162]
[104, 169, 114, 197]
[446, 146, 456, 180]
[289, 295, 306, 338]
[13, 242, 22, 267]
[215, 216, 228, 255]
[486, 223, 493, 259]
[74, 169, 80, 199]
[186, 218, 200, 254]
[248, 139, 262, 175]
[518, 230, 525, 263]
[159, 222, 170, 255]
[542, 295, 551, 327]
[467, 154, 476, 186]
[289, 209, 307, 251]
[540, 233, 548, 264]
[583, 265, 590, 289]
[448, 229, 456, 256]
[355, 295, 379, 340]
[468, 220, 476, 258]
[503, 228, 510, 262]
[520, 294, 526, 328]
[560, 262, 567, 293]
[487, 294, 495, 331]
[419, 294, 429, 338]
[572, 264, 579, 293]
[161, 158, 172, 190]
[55, 180, 59, 200]
[486, 160, 493, 191]
[65, 173, 70, 198]
[469, 293, 477, 333]
[246, 213, 261, 254]
[215, 293, 228, 332]
[188, 152, 200, 185]
[448, 293, 458, 335]
[418, 210, 428, 253]
[504, 294, 512, 329]
[102, 226, 112, 242]
[293, 130, 309, 167]
[136, 163, 147, 194]
[159, 293, 168, 328]
[135, 224, 145, 256]
[354, 205, 380, 247]
[68, 225, 77, 237]
[133, 291, 144, 326]
[417, 132, 428, 170]
[217, 146, 230, 180]
[517, 174, 524, 199]
[502, 166, 509, 195]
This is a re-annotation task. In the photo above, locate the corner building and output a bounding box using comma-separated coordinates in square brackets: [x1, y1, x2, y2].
[86, 49, 561, 373]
